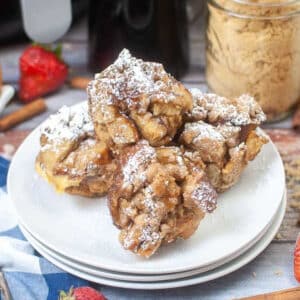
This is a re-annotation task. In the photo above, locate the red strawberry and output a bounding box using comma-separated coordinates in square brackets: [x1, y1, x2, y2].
[294, 235, 300, 282]
[19, 45, 68, 102]
[59, 286, 106, 300]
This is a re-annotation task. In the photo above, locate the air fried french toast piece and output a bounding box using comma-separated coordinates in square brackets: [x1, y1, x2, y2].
[36, 104, 115, 197]
[87, 49, 193, 152]
[181, 89, 268, 192]
[108, 140, 217, 257]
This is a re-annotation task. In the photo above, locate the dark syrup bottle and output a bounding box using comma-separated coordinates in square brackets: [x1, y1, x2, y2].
[88, 0, 189, 78]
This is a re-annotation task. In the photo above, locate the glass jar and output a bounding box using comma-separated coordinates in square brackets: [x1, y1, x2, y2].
[206, 0, 300, 121]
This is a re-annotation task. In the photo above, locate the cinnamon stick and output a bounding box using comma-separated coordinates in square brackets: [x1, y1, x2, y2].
[0, 98, 46, 131]
[238, 286, 300, 300]
[69, 76, 92, 90]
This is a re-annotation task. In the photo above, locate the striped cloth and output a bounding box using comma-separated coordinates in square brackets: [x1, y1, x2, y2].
[0, 156, 92, 300]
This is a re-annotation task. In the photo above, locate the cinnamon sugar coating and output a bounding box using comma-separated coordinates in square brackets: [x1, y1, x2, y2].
[87, 49, 192, 151]
[187, 88, 265, 126]
[181, 89, 268, 192]
[35, 104, 116, 197]
[108, 140, 217, 257]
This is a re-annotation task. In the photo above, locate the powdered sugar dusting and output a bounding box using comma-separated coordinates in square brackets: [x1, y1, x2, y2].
[41, 103, 93, 151]
[122, 142, 156, 186]
[139, 224, 160, 250]
[88, 49, 180, 114]
[189, 88, 266, 126]
[123, 230, 136, 249]
[143, 186, 157, 213]
[185, 121, 225, 142]
[191, 181, 217, 213]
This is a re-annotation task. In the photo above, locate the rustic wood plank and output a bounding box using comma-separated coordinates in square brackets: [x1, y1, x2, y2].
[239, 287, 300, 300]
[0, 130, 30, 159]
[100, 242, 298, 300]
[266, 129, 300, 241]
[0, 88, 87, 130]
[0, 42, 206, 85]
[0, 82, 208, 132]
[0, 43, 90, 84]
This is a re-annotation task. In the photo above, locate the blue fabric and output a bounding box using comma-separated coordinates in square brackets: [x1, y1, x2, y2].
[0, 157, 91, 300]
[0, 226, 26, 241]
[0, 157, 9, 187]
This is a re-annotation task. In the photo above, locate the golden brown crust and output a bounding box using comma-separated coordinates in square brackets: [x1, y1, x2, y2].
[35, 105, 116, 197]
[187, 88, 266, 127]
[181, 123, 268, 192]
[36, 137, 116, 197]
[87, 49, 192, 150]
[108, 141, 217, 257]
[180, 88, 268, 192]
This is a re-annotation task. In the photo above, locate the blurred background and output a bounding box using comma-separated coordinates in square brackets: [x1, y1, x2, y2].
[0, 0, 206, 82]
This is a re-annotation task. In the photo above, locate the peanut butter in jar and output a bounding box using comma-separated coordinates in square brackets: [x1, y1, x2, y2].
[206, 0, 300, 121]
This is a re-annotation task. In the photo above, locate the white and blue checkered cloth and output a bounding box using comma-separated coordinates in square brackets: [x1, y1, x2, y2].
[0, 156, 92, 300]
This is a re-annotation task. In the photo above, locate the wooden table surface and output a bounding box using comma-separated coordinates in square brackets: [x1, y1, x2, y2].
[0, 18, 299, 299]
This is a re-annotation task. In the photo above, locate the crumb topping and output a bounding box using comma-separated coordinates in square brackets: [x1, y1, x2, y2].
[122, 141, 156, 187]
[189, 88, 266, 126]
[191, 181, 218, 213]
[41, 103, 93, 151]
[110, 141, 218, 257]
[185, 121, 225, 142]
[88, 49, 181, 114]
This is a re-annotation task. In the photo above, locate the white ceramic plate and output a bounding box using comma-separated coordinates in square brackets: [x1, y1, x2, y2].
[19, 194, 286, 289]
[8, 102, 285, 274]
[19, 190, 286, 282]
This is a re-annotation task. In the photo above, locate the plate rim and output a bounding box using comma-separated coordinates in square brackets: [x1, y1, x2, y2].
[19, 193, 287, 289]
[19, 190, 286, 282]
[8, 101, 286, 274]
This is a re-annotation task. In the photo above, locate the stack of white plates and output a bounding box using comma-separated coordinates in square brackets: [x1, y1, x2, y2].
[8, 116, 286, 289]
